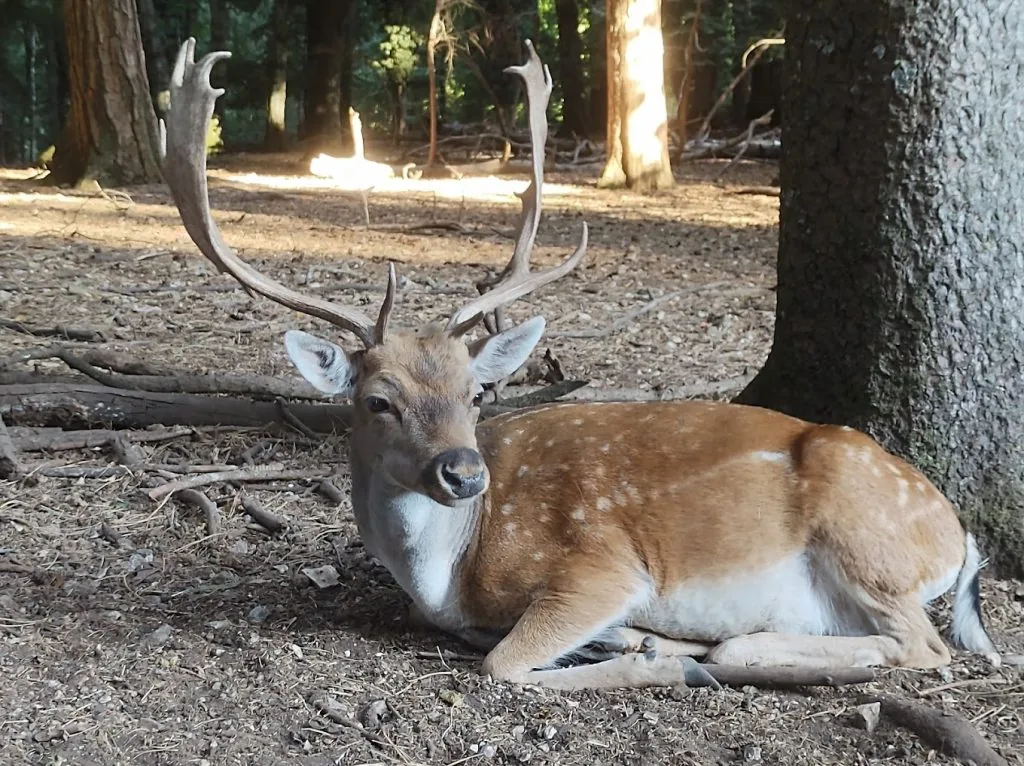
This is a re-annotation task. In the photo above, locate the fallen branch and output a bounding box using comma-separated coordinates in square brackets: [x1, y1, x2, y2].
[861, 695, 1008, 766]
[0, 416, 23, 479]
[0, 318, 105, 342]
[705, 664, 874, 689]
[148, 466, 330, 500]
[317, 480, 346, 504]
[239, 492, 286, 533]
[548, 282, 731, 339]
[713, 110, 775, 181]
[176, 488, 222, 536]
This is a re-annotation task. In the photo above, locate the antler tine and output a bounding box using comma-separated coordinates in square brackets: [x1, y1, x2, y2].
[446, 40, 588, 331]
[160, 38, 379, 348]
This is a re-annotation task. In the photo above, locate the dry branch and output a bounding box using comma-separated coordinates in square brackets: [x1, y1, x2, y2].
[239, 492, 286, 533]
[0, 317, 105, 342]
[861, 695, 1008, 766]
[9, 426, 194, 453]
[176, 488, 222, 535]
[705, 664, 874, 689]
[148, 466, 330, 500]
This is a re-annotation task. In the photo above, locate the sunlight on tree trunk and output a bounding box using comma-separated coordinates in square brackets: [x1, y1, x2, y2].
[427, 2, 443, 166]
[49, 0, 162, 187]
[599, 0, 674, 191]
[263, 0, 289, 151]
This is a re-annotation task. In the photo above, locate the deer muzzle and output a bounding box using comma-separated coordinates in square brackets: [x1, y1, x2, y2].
[426, 447, 489, 502]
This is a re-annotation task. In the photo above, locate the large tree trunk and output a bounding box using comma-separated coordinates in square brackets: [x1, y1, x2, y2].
[263, 0, 290, 151]
[598, 0, 674, 191]
[737, 0, 1024, 576]
[301, 0, 352, 148]
[554, 0, 587, 138]
[137, 0, 169, 110]
[49, 0, 162, 186]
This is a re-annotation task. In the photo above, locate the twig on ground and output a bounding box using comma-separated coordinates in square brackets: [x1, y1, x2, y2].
[548, 282, 731, 339]
[0, 416, 23, 479]
[239, 492, 286, 533]
[317, 479, 346, 505]
[176, 488, 222, 536]
[148, 466, 330, 500]
[713, 110, 775, 182]
[0, 318, 105, 343]
[9, 426, 193, 452]
[276, 398, 321, 439]
[705, 664, 874, 689]
[35, 466, 132, 479]
[861, 694, 1008, 766]
[97, 521, 123, 547]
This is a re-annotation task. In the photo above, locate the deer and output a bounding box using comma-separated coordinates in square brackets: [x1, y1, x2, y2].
[159, 38, 1000, 691]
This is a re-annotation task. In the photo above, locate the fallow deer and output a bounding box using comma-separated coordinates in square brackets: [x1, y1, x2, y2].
[159, 39, 999, 691]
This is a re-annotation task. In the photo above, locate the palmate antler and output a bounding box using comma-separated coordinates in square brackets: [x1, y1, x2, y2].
[159, 38, 585, 347]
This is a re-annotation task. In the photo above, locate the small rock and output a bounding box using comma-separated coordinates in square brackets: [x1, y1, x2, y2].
[511, 725, 525, 741]
[541, 725, 557, 740]
[143, 624, 173, 646]
[853, 702, 880, 734]
[741, 744, 762, 762]
[438, 689, 463, 707]
[289, 643, 304, 659]
[0, 594, 20, 613]
[127, 549, 154, 573]
[937, 666, 955, 683]
[360, 699, 388, 729]
[246, 605, 271, 624]
[481, 743, 497, 758]
[301, 564, 341, 589]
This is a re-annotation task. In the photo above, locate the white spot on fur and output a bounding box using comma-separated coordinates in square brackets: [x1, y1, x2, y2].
[870, 464, 882, 477]
[504, 521, 518, 534]
[596, 497, 612, 512]
[545, 439, 555, 447]
[539, 514, 551, 524]
[751, 450, 787, 464]
[886, 461, 902, 476]
[532, 551, 545, 561]
[572, 418, 584, 426]
[600, 443, 611, 453]
[625, 484, 642, 502]
[517, 465, 529, 477]
[896, 478, 909, 508]
[500, 503, 514, 516]
[502, 437, 512, 446]
[612, 490, 627, 506]
[915, 481, 926, 493]
[571, 507, 586, 521]
[840, 425, 854, 432]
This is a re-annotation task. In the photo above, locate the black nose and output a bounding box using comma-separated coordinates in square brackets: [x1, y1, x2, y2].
[432, 448, 487, 499]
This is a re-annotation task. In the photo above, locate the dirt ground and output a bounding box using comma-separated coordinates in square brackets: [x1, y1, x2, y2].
[0, 157, 1021, 766]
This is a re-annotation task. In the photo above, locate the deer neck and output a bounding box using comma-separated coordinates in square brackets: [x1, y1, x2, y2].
[349, 445, 480, 628]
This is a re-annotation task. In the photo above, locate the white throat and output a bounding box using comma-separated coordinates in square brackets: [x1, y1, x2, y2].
[351, 461, 478, 629]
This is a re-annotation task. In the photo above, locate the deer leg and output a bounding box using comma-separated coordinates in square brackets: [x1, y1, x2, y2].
[706, 598, 951, 669]
[480, 560, 720, 690]
[580, 626, 712, 661]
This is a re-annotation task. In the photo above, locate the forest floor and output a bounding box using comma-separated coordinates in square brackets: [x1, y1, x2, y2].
[0, 156, 1021, 766]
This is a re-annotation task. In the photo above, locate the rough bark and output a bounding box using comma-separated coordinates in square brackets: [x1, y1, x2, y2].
[49, 0, 162, 186]
[737, 0, 1024, 575]
[598, 0, 674, 191]
[263, 0, 290, 151]
[554, 0, 587, 138]
[301, 0, 353, 147]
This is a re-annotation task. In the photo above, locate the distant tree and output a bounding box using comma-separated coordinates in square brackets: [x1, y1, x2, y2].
[263, 0, 290, 150]
[737, 0, 1024, 575]
[554, 0, 587, 137]
[49, 0, 162, 186]
[599, 0, 674, 191]
[301, 0, 355, 148]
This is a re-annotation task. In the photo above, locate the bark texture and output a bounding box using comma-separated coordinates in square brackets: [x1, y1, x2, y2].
[264, 0, 290, 150]
[554, 0, 587, 137]
[301, 0, 353, 146]
[49, 0, 162, 186]
[737, 0, 1024, 575]
[599, 0, 674, 191]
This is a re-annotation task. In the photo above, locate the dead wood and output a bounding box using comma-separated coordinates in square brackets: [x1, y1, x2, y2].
[547, 282, 731, 339]
[239, 492, 286, 533]
[860, 694, 1008, 766]
[176, 488, 222, 536]
[713, 111, 776, 181]
[0, 383, 352, 433]
[0, 415, 23, 479]
[317, 480, 346, 505]
[0, 317, 105, 343]
[705, 664, 874, 689]
[35, 466, 133, 479]
[148, 466, 330, 500]
[33, 348, 322, 400]
[9, 426, 193, 452]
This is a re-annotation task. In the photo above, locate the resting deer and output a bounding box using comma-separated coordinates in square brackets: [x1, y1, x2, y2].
[160, 39, 999, 691]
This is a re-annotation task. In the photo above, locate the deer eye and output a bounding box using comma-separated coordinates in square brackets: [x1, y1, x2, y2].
[365, 396, 391, 414]
[471, 391, 485, 408]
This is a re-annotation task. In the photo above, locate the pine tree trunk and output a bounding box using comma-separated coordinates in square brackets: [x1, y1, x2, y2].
[49, 0, 162, 187]
[426, 2, 442, 166]
[301, 0, 349, 146]
[599, 0, 674, 191]
[554, 0, 587, 138]
[263, 0, 290, 151]
[737, 0, 1024, 576]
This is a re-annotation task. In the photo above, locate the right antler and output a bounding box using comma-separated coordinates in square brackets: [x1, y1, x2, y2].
[446, 40, 588, 332]
[159, 38, 390, 348]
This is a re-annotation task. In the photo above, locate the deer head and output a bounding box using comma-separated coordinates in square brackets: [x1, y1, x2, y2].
[159, 38, 587, 507]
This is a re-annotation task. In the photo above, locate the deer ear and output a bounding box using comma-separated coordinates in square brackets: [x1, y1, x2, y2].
[284, 330, 357, 396]
[469, 316, 545, 384]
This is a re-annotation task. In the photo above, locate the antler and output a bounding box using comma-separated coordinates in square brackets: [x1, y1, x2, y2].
[159, 38, 392, 348]
[446, 40, 588, 331]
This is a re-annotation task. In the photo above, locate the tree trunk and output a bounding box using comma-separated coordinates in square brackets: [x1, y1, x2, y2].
[301, 0, 351, 147]
[554, 0, 587, 137]
[137, 0, 169, 109]
[263, 0, 290, 151]
[736, 0, 1024, 576]
[49, 0, 162, 187]
[25, 21, 38, 160]
[209, 0, 230, 123]
[598, 0, 674, 191]
[426, 1, 443, 166]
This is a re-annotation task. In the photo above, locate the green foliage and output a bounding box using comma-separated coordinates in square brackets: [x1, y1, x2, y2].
[372, 24, 423, 88]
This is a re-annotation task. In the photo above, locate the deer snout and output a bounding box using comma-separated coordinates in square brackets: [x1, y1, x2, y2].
[429, 448, 488, 501]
